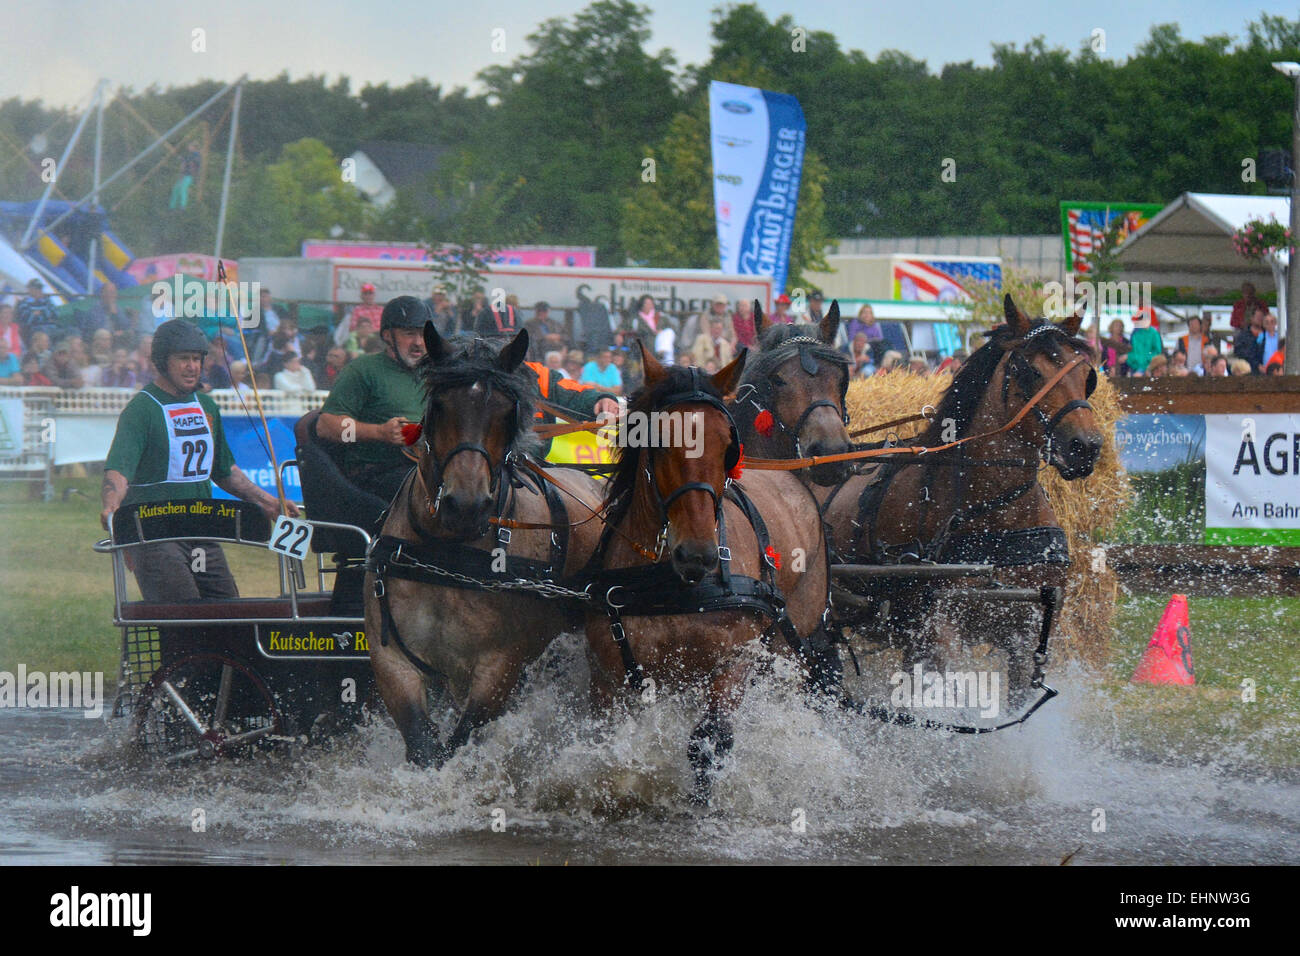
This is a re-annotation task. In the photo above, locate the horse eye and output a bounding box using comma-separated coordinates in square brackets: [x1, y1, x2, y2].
[769, 372, 786, 386]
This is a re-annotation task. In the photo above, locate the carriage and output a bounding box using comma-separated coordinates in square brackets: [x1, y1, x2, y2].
[93, 412, 386, 763]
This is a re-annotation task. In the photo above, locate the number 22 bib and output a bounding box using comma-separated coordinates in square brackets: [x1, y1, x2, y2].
[150, 393, 215, 483]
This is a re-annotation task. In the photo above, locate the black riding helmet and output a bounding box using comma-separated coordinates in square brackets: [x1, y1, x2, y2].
[380, 295, 430, 332]
[151, 319, 209, 375]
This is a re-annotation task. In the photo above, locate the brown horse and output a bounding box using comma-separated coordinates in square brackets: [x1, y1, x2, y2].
[730, 299, 856, 487]
[816, 295, 1103, 706]
[365, 325, 605, 765]
[583, 344, 831, 803]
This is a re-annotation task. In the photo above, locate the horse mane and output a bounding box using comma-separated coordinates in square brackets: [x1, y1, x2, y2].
[604, 364, 727, 526]
[918, 320, 1096, 443]
[415, 333, 539, 456]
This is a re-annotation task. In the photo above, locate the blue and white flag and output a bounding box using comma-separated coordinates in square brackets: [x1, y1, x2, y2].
[709, 80, 806, 295]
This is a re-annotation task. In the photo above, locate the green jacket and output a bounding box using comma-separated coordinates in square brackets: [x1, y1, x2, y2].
[1126, 326, 1163, 374]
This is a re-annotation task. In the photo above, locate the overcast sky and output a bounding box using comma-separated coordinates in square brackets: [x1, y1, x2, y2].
[3, 0, 1288, 109]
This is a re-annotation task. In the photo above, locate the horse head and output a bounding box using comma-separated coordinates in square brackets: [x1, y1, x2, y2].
[997, 294, 1103, 479]
[618, 342, 746, 585]
[738, 298, 854, 485]
[414, 323, 533, 538]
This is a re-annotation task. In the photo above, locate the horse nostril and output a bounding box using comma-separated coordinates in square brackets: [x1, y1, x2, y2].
[673, 544, 690, 565]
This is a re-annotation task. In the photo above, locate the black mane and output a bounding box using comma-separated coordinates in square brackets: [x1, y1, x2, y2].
[603, 364, 729, 525]
[415, 333, 538, 455]
[918, 320, 1095, 443]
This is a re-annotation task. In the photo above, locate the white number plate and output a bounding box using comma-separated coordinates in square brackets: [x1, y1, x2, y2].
[268, 515, 313, 560]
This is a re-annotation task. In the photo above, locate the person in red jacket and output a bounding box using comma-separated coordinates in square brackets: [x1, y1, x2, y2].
[1229, 282, 1265, 330]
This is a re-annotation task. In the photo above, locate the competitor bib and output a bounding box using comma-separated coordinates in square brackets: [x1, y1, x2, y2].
[150, 394, 215, 483]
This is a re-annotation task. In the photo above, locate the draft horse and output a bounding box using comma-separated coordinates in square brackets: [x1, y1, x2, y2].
[365, 325, 605, 765]
[583, 344, 833, 803]
[816, 295, 1103, 706]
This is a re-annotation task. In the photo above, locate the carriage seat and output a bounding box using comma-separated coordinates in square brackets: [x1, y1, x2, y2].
[121, 595, 334, 622]
[294, 410, 389, 558]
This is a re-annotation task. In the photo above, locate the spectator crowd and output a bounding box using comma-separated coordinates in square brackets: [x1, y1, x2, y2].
[1, 276, 1287, 399]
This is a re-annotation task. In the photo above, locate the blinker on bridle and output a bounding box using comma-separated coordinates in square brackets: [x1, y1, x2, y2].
[737, 339, 850, 456]
[1002, 325, 1097, 462]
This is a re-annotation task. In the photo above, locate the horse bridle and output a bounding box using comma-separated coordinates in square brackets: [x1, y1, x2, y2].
[736, 338, 850, 456]
[416, 381, 520, 517]
[640, 368, 741, 558]
[1002, 327, 1097, 463]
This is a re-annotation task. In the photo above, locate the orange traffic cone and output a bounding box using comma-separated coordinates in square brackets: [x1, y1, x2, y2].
[1131, 594, 1195, 686]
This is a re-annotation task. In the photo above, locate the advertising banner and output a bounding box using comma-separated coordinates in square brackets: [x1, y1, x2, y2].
[1204, 414, 1300, 545]
[1059, 201, 1163, 274]
[302, 240, 595, 267]
[892, 258, 1001, 303]
[709, 80, 806, 296]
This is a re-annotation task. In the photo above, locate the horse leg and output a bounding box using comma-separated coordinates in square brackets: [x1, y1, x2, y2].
[440, 651, 525, 760]
[371, 652, 444, 766]
[687, 665, 745, 805]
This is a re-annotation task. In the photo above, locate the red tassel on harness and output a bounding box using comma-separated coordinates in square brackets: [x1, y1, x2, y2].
[401, 422, 423, 446]
[754, 409, 774, 437]
[727, 443, 745, 482]
[764, 545, 781, 570]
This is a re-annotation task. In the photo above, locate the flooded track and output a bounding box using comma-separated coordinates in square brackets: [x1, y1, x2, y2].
[2, 636, 1297, 865]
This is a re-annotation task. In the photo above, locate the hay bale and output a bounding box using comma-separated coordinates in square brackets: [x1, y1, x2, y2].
[844, 371, 1130, 666]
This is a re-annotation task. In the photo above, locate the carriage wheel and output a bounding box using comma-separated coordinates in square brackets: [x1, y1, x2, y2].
[133, 653, 284, 764]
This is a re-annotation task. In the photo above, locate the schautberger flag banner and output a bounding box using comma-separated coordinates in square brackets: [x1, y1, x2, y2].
[709, 80, 806, 295]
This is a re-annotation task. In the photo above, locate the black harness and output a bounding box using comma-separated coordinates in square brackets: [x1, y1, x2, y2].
[366, 451, 571, 680]
[583, 369, 817, 691]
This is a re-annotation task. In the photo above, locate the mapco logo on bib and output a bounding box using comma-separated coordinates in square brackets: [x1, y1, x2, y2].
[721, 100, 752, 114]
[168, 406, 208, 436]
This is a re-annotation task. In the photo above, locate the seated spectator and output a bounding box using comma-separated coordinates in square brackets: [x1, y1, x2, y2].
[732, 298, 757, 349]
[134, 334, 153, 377]
[256, 329, 293, 378]
[876, 349, 904, 374]
[545, 349, 568, 380]
[770, 294, 794, 325]
[1208, 355, 1229, 377]
[425, 284, 457, 334]
[1232, 311, 1265, 373]
[0, 302, 24, 357]
[907, 352, 931, 375]
[257, 288, 282, 334]
[1266, 355, 1285, 375]
[16, 279, 58, 346]
[1260, 313, 1281, 368]
[692, 317, 735, 368]
[1178, 316, 1210, 373]
[334, 283, 384, 345]
[525, 301, 564, 360]
[27, 329, 53, 369]
[687, 294, 733, 352]
[44, 339, 84, 389]
[0, 337, 21, 383]
[1169, 350, 1191, 377]
[80, 283, 135, 340]
[20, 354, 50, 385]
[1126, 310, 1163, 375]
[273, 351, 316, 392]
[1200, 344, 1219, 376]
[101, 348, 139, 389]
[202, 337, 233, 390]
[361, 334, 384, 355]
[1101, 319, 1130, 375]
[703, 359, 719, 375]
[1146, 354, 1168, 378]
[849, 332, 875, 377]
[225, 360, 255, 399]
[579, 348, 623, 395]
[88, 327, 113, 365]
[320, 346, 349, 389]
[342, 316, 376, 355]
[1229, 357, 1252, 376]
[843, 304, 885, 361]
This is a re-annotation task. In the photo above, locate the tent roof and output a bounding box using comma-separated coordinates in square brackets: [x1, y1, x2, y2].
[1115, 192, 1289, 294]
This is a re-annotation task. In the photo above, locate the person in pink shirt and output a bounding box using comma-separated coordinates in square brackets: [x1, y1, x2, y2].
[0, 303, 22, 358]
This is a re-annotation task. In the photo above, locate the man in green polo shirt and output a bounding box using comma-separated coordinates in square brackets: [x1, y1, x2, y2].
[317, 295, 430, 502]
[100, 319, 297, 602]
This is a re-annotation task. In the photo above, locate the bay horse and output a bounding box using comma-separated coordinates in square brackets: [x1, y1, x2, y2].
[816, 295, 1102, 706]
[365, 325, 605, 766]
[583, 344, 832, 803]
[730, 299, 856, 488]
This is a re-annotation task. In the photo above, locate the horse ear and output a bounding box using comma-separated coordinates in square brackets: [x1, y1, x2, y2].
[639, 338, 666, 386]
[423, 320, 449, 363]
[820, 299, 841, 344]
[1003, 294, 1030, 337]
[1060, 308, 1085, 337]
[496, 328, 529, 373]
[712, 348, 747, 396]
[753, 299, 770, 337]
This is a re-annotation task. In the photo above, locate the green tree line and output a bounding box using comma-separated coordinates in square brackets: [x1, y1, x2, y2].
[2, 3, 1298, 286]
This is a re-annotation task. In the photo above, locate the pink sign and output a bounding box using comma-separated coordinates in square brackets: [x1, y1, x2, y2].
[301, 239, 595, 268]
[127, 253, 236, 284]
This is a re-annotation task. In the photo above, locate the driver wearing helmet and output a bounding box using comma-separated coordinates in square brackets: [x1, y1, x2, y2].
[100, 319, 298, 601]
[318, 295, 619, 503]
